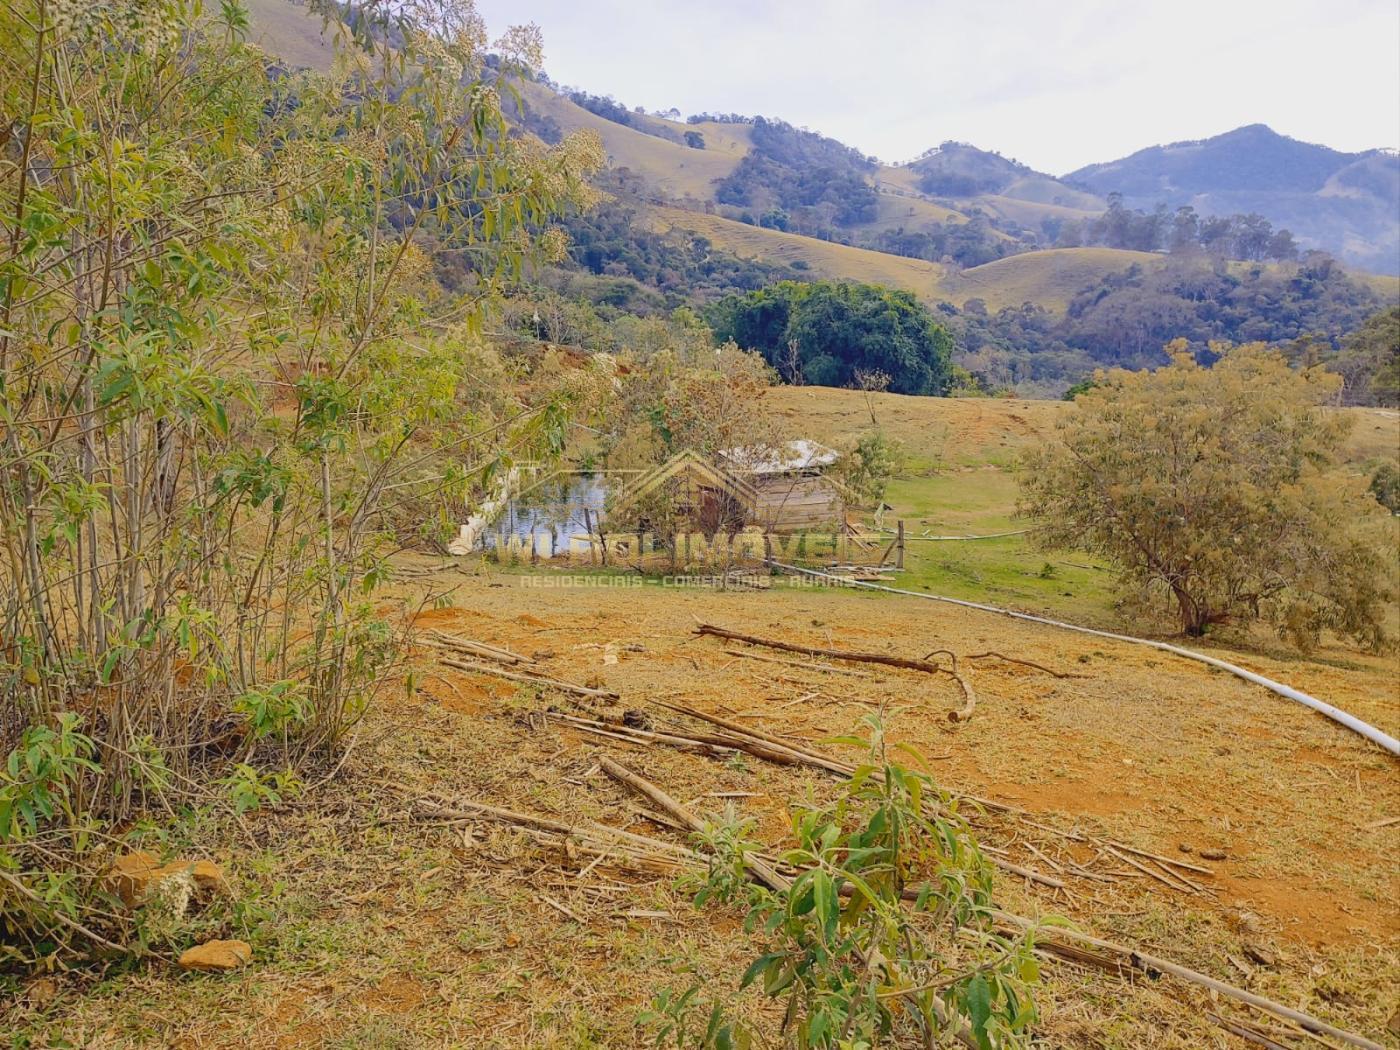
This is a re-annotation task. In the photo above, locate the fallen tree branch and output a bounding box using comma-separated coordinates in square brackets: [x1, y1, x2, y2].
[0, 869, 133, 957]
[397, 780, 1378, 1047]
[696, 623, 943, 674]
[1105, 846, 1198, 895]
[652, 700, 857, 776]
[420, 630, 535, 666]
[437, 657, 618, 700]
[1207, 1012, 1293, 1050]
[722, 647, 877, 679]
[762, 558, 1400, 756]
[598, 757, 979, 1047]
[1107, 840, 1215, 877]
[965, 650, 1086, 679]
[945, 668, 977, 723]
[389, 782, 701, 863]
[653, 700, 1021, 816]
[994, 911, 1384, 1050]
[598, 756, 789, 893]
[547, 711, 807, 767]
[698, 623, 980, 722]
[982, 854, 1065, 890]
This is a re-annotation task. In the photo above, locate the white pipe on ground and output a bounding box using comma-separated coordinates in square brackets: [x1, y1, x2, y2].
[763, 559, 1400, 756]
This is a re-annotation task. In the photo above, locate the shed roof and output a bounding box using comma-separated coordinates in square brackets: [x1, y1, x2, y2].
[720, 439, 840, 476]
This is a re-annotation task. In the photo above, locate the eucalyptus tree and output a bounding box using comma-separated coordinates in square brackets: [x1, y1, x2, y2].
[0, 0, 601, 957]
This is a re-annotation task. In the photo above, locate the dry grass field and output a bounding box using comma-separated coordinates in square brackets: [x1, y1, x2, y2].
[764, 386, 1400, 469]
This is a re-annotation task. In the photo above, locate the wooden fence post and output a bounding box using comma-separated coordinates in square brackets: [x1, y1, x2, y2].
[896, 519, 905, 570]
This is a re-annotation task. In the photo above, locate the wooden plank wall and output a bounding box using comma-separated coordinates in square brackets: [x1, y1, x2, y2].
[754, 474, 843, 530]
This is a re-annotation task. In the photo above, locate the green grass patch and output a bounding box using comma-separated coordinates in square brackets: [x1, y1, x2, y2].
[883, 470, 1120, 622]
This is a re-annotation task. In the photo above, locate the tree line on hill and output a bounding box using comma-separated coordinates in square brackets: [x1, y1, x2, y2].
[950, 258, 1391, 396]
[528, 198, 1394, 399]
[513, 84, 1315, 274]
[1054, 194, 1300, 261]
[536, 175, 806, 308]
[715, 117, 880, 232]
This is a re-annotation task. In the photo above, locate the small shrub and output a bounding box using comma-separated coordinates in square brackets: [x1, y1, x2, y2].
[1370, 462, 1400, 514]
[652, 717, 1041, 1048]
[833, 432, 906, 506]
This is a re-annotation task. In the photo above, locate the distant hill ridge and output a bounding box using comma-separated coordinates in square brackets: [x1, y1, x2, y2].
[1066, 124, 1399, 274]
[244, 0, 1399, 285]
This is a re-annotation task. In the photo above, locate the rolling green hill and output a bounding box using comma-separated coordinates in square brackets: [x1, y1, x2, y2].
[647, 205, 1163, 312]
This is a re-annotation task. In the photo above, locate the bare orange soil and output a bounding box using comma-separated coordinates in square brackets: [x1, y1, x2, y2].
[16, 562, 1399, 1048]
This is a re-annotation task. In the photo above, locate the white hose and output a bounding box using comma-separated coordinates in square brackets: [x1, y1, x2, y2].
[764, 559, 1400, 756]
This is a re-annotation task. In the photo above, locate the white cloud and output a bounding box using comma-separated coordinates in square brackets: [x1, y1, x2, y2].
[475, 0, 1400, 172]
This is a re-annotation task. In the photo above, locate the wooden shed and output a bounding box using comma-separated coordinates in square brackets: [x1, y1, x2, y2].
[721, 440, 847, 533]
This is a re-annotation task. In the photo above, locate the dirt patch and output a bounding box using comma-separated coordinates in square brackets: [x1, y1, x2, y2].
[368, 973, 428, 1014]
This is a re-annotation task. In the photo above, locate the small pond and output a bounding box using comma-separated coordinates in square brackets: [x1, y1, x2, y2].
[484, 472, 607, 556]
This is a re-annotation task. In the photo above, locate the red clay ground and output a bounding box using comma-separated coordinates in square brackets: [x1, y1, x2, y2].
[9, 560, 1398, 1048]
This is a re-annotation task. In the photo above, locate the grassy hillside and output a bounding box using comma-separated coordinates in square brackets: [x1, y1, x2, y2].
[766, 385, 1398, 619]
[647, 204, 952, 297]
[940, 246, 1164, 309]
[243, 0, 336, 70]
[868, 187, 971, 231]
[517, 81, 745, 201]
[767, 385, 1400, 469]
[649, 206, 1164, 312]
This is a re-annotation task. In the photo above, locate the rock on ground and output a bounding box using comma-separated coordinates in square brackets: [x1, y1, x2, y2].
[178, 939, 252, 973]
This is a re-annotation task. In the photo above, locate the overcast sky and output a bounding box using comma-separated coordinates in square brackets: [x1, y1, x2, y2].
[473, 0, 1400, 174]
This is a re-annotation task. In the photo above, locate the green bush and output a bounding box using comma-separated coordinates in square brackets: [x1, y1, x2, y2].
[651, 718, 1041, 1048]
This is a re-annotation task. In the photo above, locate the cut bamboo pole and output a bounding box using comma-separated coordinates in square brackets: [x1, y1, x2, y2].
[598, 757, 790, 893]
[437, 656, 618, 700]
[654, 700, 1018, 816]
[403, 784, 1379, 1048]
[1107, 840, 1215, 876]
[1105, 846, 1197, 895]
[994, 911, 1384, 1050]
[549, 711, 805, 766]
[419, 633, 535, 666]
[695, 623, 943, 674]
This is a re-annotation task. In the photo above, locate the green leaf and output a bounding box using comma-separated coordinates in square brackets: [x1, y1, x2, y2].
[812, 869, 837, 939]
[965, 974, 993, 1050]
[739, 952, 784, 991]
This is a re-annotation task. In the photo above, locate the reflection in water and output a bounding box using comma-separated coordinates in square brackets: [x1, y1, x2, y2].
[485, 473, 607, 557]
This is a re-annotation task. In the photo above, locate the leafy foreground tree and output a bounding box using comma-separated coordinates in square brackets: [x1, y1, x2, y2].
[0, 0, 600, 963]
[650, 718, 1041, 1049]
[1019, 342, 1397, 648]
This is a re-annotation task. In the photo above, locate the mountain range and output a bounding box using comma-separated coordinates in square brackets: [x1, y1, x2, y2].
[245, 0, 1400, 302]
